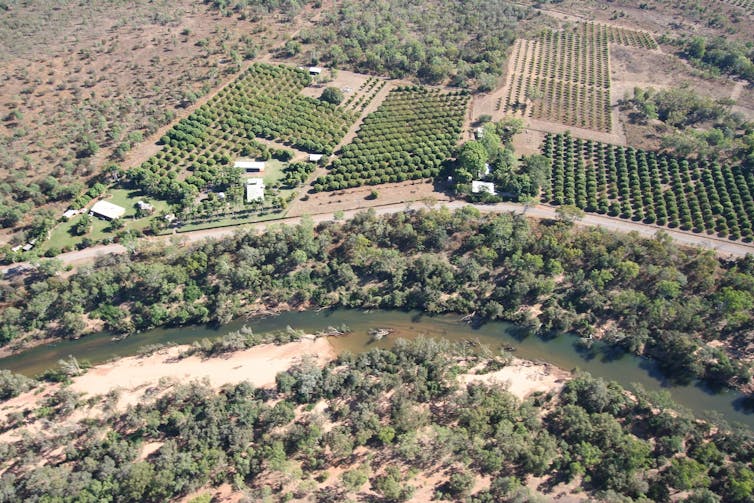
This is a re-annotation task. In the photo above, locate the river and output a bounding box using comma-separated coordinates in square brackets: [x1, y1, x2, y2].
[1, 309, 752, 428]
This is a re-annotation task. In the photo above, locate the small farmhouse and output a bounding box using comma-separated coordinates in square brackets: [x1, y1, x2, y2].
[90, 200, 126, 220]
[246, 178, 265, 202]
[234, 160, 266, 173]
[471, 180, 496, 195]
[308, 67, 322, 76]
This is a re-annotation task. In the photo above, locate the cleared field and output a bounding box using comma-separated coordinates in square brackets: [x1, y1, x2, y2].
[542, 132, 754, 241]
[313, 87, 469, 191]
[44, 188, 169, 252]
[503, 23, 656, 133]
[129, 63, 357, 202]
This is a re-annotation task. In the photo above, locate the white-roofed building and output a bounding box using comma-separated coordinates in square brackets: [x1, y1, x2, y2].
[234, 160, 266, 173]
[136, 200, 154, 212]
[62, 209, 80, 219]
[471, 180, 496, 195]
[90, 200, 126, 220]
[309, 154, 324, 162]
[246, 178, 265, 203]
[308, 66, 322, 75]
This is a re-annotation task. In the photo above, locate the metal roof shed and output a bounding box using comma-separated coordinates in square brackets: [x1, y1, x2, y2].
[90, 200, 126, 220]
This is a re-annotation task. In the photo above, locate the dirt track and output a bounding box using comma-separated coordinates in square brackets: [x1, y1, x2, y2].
[10, 199, 753, 277]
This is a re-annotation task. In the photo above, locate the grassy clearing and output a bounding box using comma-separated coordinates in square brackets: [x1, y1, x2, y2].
[173, 209, 286, 233]
[261, 160, 287, 187]
[44, 187, 171, 252]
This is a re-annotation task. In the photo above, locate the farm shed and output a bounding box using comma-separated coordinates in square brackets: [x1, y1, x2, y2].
[136, 201, 154, 212]
[308, 67, 322, 76]
[246, 178, 265, 202]
[309, 154, 324, 162]
[471, 180, 496, 195]
[234, 160, 266, 173]
[90, 200, 126, 220]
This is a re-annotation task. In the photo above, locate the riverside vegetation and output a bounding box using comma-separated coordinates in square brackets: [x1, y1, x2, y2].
[1, 338, 754, 501]
[2, 208, 753, 391]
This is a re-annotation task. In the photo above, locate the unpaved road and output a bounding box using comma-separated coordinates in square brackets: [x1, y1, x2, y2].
[12, 200, 753, 275]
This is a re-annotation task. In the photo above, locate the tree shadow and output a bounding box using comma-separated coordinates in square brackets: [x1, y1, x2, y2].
[732, 394, 754, 414]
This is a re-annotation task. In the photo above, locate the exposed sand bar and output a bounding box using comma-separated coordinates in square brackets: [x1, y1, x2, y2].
[1, 337, 571, 433]
[461, 358, 571, 400]
[70, 336, 336, 398]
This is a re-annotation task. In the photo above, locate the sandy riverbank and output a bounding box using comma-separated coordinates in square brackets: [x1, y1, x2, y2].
[0, 336, 336, 427]
[462, 358, 571, 400]
[70, 336, 335, 402]
[1, 336, 573, 427]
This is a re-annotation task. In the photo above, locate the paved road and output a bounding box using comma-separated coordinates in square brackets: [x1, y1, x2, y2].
[11, 201, 754, 273]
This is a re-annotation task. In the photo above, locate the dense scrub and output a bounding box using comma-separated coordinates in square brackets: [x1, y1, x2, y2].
[294, 0, 530, 90]
[313, 87, 469, 191]
[663, 34, 754, 84]
[2, 208, 753, 389]
[622, 86, 754, 165]
[2, 339, 753, 501]
[129, 63, 356, 204]
[541, 132, 754, 241]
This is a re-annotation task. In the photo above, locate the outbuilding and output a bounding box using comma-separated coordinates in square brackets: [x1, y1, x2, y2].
[136, 200, 154, 213]
[90, 200, 126, 220]
[246, 178, 265, 203]
[308, 66, 322, 76]
[308, 153, 324, 163]
[234, 160, 266, 173]
[62, 209, 80, 219]
[471, 180, 496, 195]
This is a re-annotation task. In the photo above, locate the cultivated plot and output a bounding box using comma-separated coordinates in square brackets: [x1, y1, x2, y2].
[542, 132, 754, 241]
[503, 23, 656, 133]
[130, 63, 357, 201]
[313, 87, 469, 192]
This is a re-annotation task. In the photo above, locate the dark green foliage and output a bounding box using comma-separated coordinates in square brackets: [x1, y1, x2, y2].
[130, 63, 355, 204]
[281, 161, 316, 187]
[297, 0, 527, 89]
[3, 340, 753, 502]
[2, 208, 754, 389]
[320, 87, 344, 105]
[542, 132, 754, 241]
[314, 87, 469, 191]
[675, 35, 754, 84]
[624, 86, 754, 163]
[0, 369, 37, 400]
